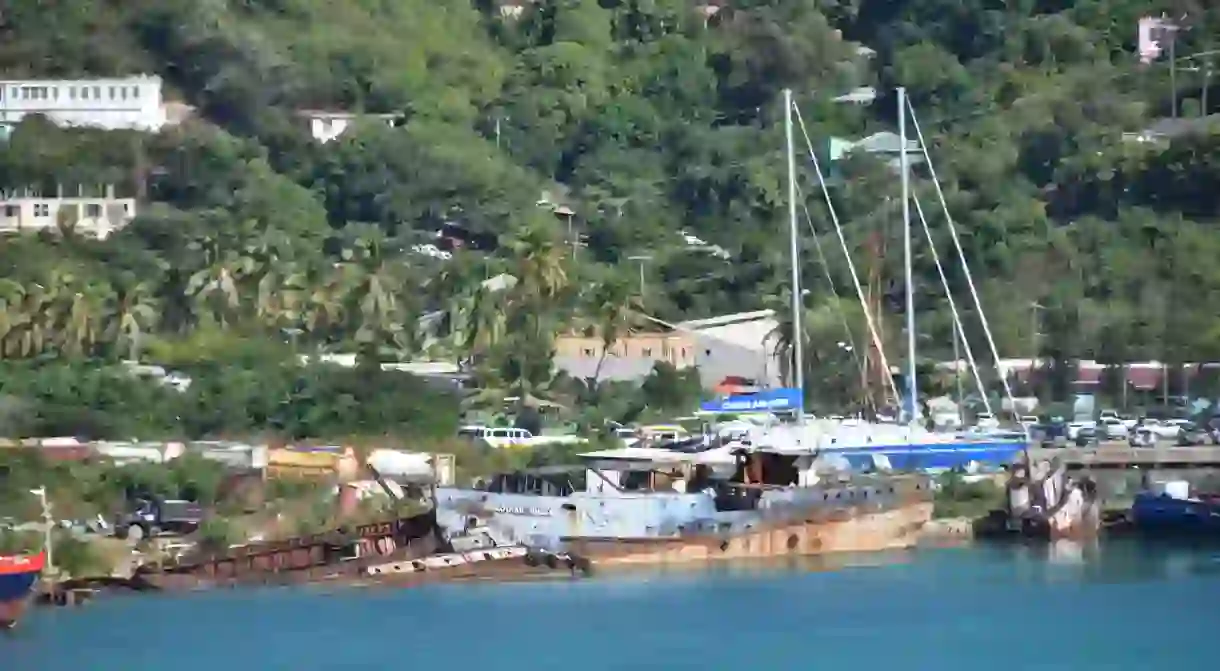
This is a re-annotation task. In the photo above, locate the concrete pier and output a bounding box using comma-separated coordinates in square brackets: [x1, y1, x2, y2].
[1024, 444, 1220, 508]
[1027, 445, 1220, 469]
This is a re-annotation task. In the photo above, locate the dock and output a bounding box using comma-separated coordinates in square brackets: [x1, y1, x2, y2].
[1026, 445, 1220, 469]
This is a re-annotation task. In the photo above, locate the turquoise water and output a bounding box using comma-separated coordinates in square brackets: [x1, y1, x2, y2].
[5, 540, 1219, 670]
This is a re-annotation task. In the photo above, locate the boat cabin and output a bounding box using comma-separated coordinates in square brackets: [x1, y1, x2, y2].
[472, 445, 822, 513]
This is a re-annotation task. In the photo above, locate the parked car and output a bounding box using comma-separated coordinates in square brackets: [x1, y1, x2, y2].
[1129, 425, 1156, 447]
[974, 412, 1000, 429]
[1148, 418, 1194, 440]
[1067, 420, 1096, 441]
[1098, 417, 1130, 440]
[1074, 426, 1099, 447]
[1037, 421, 1069, 448]
[1175, 422, 1211, 446]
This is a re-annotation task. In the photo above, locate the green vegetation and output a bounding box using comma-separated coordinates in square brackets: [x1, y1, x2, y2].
[933, 472, 1006, 519]
[0, 436, 617, 574]
[0, 0, 1218, 424]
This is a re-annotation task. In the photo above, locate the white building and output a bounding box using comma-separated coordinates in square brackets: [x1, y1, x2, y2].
[297, 110, 402, 143]
[0, 186, 137, 239]
[676, 310, 784, 388]
[0, 75, 168, 133]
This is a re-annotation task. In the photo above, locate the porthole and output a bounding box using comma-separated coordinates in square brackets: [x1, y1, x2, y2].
[787, 534, 799, 550]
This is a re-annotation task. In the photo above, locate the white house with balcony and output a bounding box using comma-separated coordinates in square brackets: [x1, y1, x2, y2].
[0, 185, 137, 239]
[0, 75, 168, 134]
[297, 110, 403, 143]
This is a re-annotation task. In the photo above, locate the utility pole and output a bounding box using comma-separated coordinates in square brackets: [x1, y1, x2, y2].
[1203, 47, 1213, 115]
[783, 88, 805, 428]
[30, 487, 53, 573]
[898, 87, 916, 424]
[1030, 302, 1044, 364]
[627, 255, 652, 297]
[1171, 29, 1179, 118]
[553, 206, 577, 262]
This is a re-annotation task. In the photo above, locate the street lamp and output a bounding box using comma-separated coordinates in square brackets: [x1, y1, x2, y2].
[1029, 302, 1045, 364]
[552, 205, 577, 261]
[627, 255, 653, 297]
[1174, 49, 1220, 115]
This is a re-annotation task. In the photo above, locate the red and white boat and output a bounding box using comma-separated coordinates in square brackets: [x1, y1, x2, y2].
[0, 551, 45, 630]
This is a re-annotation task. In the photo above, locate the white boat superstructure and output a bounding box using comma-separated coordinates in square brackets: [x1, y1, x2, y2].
[743, 419, 958, 450]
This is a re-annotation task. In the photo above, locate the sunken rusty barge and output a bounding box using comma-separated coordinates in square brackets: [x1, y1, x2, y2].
[132, 509, 583, 591]
[135, 510, 448, 590]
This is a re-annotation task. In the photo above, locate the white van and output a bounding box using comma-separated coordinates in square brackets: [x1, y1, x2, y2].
[457, 425, 586, 449]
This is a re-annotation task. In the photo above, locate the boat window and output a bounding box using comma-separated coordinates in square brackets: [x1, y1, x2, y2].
[487, 471, 580, 496]
[621, 470, 650, 491]
[732, 452, 801, 487]
[457, 427, 482, 438]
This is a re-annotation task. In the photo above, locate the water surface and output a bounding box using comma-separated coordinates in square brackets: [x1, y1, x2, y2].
[5, 540, 1218, 670]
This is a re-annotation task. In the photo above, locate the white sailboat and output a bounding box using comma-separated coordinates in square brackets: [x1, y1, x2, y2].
[750, 87, 1029, 472]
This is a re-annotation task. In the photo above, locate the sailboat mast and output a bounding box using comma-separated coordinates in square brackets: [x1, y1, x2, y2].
[898, 86, 917, 423]
[783, 88, 805, 427]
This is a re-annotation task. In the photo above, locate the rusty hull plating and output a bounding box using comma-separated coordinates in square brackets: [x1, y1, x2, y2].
[138, 510, 444, 590]
[138, 478, 936, 591]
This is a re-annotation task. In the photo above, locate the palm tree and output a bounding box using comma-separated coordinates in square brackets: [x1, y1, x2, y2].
[582, 275, 640, 386]
[337, 232, 406, 361]
[455, 285, 507, 365]
[0, 280, 51, 358]
[41, 269, 105, 357]
[61, 281, 112, 357]
[0, 279, 30, 358]
[255, 264, 308, 331]
[107, 278, 159, 360]
[186, 233, 256, 327]
[505, 222, 569, 306]
[767, 291, 870, 411]
[300, 265, 346, 342]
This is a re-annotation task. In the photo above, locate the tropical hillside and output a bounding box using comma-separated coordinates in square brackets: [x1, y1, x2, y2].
[0, 0, 1219, 430]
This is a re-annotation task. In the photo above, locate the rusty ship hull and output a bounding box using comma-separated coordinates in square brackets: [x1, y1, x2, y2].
[137, 510, 444, 591]
[360, 480, 935, 584]
[572, 499, 933, 569]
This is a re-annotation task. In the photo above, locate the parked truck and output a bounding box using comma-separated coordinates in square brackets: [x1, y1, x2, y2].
[114, 497, 203, 541]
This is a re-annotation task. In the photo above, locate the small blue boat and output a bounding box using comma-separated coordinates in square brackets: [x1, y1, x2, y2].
[1131, 485, 1220, 533]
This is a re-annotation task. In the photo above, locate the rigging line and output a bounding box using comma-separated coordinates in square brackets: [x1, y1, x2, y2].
[911, 190, 993, 418]
[795, 187, 867, 391]
[791, 102, 900, 407]
[904, 97, 1021, 420]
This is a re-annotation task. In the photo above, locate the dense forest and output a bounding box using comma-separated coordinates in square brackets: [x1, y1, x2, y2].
[1, 0, 1219, 428]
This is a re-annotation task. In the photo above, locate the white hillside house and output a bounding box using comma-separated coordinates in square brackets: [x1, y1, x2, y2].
[0, 75, 169, 133]
[297, 110, 403, 143]
[0, 185, 137, 239]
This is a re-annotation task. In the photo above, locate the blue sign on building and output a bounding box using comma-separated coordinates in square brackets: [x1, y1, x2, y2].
[700, 388, 802, 414]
